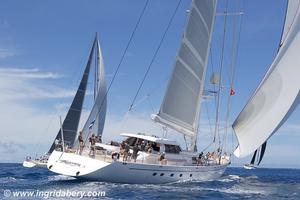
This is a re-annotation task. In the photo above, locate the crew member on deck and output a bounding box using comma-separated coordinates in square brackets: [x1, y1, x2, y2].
[197, 152, 204, 165]
[159, 152, 167, 165]
[132, 144, 139, 162]
[89, 134, 96, 157]
[123, 142, 130, 161]
[78, 131, 84, 155]
[55, 138, 62, 151]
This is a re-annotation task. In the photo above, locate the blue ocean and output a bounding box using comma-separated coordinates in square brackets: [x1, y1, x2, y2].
[0, 163, 299, 199]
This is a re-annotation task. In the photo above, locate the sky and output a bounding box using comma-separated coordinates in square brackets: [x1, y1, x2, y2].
[0, 0, 299, 168]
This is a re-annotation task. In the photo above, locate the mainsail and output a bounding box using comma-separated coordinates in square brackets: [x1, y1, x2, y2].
[233, 0, 300, 157]
[48, 39, 96, 153]
[79, 37, 107, 140]
[152, 0, 217, 144]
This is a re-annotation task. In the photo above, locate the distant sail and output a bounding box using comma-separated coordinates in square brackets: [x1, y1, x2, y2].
[258, 141, 267, 165]
[233, 1, 300, 157]
[79, 37, 107, 140]
[48, 39, 96, 153]
[248, 140, 267, 166]
[152, 0, 217, 138]
[250, 150, 257, 165]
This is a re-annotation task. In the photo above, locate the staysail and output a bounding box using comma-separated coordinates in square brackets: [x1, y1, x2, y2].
[152, 0, 217, 142]
[79, 36, 107, 140]
[233, 0, 300, 157]
[48, 39, 96, 153]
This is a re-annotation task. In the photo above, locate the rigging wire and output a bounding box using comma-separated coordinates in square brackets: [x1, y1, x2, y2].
[82, 0, 150, 143]
[231, 1, 244, 161]
[213, 0, 229, 149]
[223, 0, 241, 153]
[209, 48, 218, 110]
[128, 0, 182, 111]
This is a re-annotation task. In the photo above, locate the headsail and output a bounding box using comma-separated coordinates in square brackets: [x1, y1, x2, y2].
[48, 39, 96, 153]
[233, 0, 300, 157]
[79, 36, 107, 140]
[257, 141, 267, 165]
[248, 141, 267, 166]
[152, 0, 217, 141]
[250, 150, 257, 165]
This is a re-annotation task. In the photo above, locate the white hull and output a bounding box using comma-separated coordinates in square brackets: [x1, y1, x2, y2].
[48, 150, 228, 184]
[23, 160, 47, 168]
[243, 164, 256, 170]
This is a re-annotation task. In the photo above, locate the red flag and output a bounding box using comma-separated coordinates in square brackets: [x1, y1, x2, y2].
[230, 88, 235, 96]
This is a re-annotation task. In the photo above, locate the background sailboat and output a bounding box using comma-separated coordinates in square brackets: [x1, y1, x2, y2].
[244, 141, 267, 169]
[23, 35, 107, 168]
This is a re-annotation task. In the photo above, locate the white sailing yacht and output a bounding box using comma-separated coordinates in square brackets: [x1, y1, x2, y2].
[23, 35, 106, 168]
[47, 0, 300, 184]
[47, 0, 231, 184]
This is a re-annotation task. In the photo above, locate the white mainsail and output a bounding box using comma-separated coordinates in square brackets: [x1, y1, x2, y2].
[152, 0, 217, 141]
[233, 0, 300, 157]
[81, 37, 107, 139]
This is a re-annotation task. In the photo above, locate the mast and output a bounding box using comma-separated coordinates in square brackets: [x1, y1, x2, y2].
[213, 0, 229, 150]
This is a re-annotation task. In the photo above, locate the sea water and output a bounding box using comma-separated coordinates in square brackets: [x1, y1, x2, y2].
[0, 163, 299, 199]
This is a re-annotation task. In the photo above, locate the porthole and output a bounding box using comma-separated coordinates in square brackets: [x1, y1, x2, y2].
[170, 174, 174, 177]
[179, 174, 183, 177]
[160, 173, 164, 176]
[153, 173, 157, 176]
[190, 174, 192, 177]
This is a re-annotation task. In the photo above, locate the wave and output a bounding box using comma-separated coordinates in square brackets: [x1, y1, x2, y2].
[47, 175, 75, 181]
[0, 177, 19, 184]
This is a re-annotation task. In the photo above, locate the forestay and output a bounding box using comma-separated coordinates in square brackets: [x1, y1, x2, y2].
[233, 0, 300, 157]
[152, 0, 217, 137]
[80, 37, 107, 140]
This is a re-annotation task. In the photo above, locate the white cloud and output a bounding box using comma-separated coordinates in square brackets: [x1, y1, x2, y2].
[0, 67, 75, 102]
[0, 67, 62, 79]
[0, 141, 25, 154]
[0, 66, 78, 162]
[0, 48, 17, 59]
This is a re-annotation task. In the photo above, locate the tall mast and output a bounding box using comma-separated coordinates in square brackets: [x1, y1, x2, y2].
[213, 0, 229, 149]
